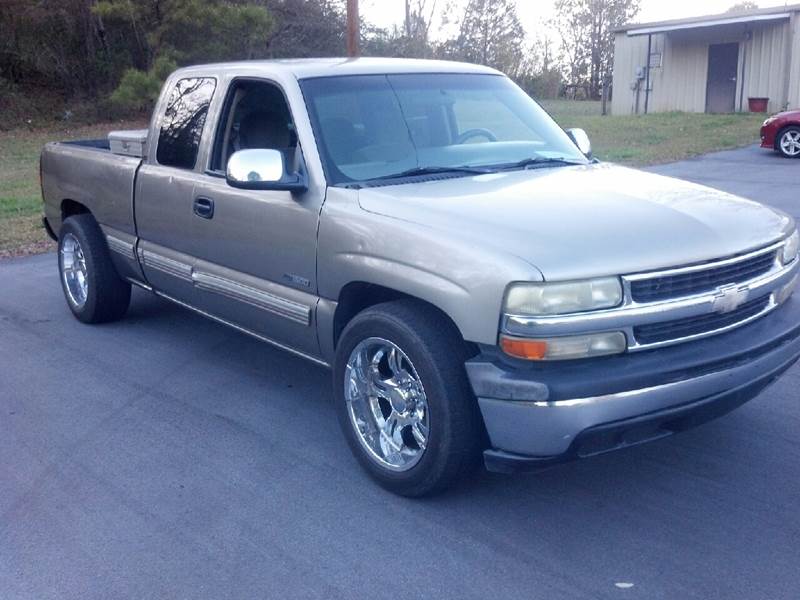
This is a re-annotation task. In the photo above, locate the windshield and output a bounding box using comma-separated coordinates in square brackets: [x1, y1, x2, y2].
[300, 73, 588, 186]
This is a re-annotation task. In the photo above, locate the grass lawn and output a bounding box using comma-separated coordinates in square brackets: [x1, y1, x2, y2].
[0, 104, 766, 257]
[0, 121, 144, 258]
[540, 99, 765, 164]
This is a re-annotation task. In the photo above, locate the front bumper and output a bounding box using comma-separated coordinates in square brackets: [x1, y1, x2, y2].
[760, 125, 776, 149]
[467, 295, 800, 473]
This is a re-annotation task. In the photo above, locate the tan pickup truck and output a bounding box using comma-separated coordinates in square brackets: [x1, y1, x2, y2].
[41, 58, 800, 495]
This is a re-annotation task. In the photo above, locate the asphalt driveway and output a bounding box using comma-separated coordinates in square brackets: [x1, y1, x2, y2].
[1, 145, 799, 599]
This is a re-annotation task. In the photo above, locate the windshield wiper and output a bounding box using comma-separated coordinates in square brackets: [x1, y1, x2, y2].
[361, 165, 493, 184]
[497, 157, 586, 171]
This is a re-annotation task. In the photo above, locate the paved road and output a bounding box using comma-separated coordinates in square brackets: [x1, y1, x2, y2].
[2, 146, 799, 600]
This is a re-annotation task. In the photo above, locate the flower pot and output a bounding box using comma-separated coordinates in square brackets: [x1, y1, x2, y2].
[748, 97, 769, 112]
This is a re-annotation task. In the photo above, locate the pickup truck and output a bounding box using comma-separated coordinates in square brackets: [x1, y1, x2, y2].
[41, 58, 800, 496]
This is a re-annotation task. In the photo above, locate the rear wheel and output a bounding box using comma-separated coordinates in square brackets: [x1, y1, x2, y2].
[58, 214, 131, 323]
[777, 126, 800, 158]
[333, 300, 483, 496]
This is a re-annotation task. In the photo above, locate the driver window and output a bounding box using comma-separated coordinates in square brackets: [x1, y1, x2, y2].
[211, 80, 297, 173]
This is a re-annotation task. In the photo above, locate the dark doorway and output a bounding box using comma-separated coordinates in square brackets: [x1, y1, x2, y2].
[706, 43, 739, 113]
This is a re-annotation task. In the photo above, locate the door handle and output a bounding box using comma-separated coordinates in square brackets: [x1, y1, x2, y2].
[193, 197, 214, 219]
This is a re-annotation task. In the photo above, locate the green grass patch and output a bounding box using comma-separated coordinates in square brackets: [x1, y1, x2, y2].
[540, 101, 765, 166]
[0, 121, 144, 257]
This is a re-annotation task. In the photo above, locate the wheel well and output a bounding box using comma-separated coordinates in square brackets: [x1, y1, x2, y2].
[332, 282, 473, 353]
[333, 282, 410, 346]
[61, 199, 89, 221]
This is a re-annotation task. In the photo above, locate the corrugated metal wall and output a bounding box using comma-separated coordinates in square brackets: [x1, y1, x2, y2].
[611, 16, 798, 115]
[739, 21, 792, 113]
[788, 14, 800, 108]
[611, 33, 652, 115]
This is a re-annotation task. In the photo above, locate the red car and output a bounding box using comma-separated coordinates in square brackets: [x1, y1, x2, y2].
[760, 109, 800, 158]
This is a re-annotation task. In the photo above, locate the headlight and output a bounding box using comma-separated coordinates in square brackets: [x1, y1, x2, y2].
[500, 332, 627, 361]
[762, 117, 776, 127]
[505, 277, 623, 316]
[775, 274, 798, 305]
[781, 230, 799, 265]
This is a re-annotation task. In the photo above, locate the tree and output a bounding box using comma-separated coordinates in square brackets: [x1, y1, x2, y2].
[439, 0, 527, 77]
[262, 0, 347, 58]
[554, 0, 639, 99]
[93, 0, 273, 68]
[363, 0, 437, 59]
[0, 0, 108, 95]
[92, 0, 272, 111]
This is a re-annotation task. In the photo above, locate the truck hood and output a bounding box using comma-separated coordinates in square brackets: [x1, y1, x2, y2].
[357, 163, 794, 281]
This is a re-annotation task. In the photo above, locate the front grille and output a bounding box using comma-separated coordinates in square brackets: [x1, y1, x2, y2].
[633, 295, 771, 345]
[630, 250, 776, 303]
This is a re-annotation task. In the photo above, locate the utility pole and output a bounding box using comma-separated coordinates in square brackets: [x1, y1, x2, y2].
[347, 0, 360, 58]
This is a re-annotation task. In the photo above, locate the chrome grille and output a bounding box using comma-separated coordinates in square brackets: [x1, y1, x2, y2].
[502, 239, 797, 355]
[630, 250, 777, 303]
[633, 295, 771, 345]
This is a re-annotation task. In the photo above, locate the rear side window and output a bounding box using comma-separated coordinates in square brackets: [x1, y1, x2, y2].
[156, 77, 217, 169]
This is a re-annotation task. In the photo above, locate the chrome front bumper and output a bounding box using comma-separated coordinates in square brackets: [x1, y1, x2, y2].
[468, 295, 800, 470]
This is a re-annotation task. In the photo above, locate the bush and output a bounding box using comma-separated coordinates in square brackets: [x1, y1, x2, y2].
[110, 57, 178, 115]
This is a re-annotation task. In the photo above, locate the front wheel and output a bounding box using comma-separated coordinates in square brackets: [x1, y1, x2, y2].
[333, 300, 483, 496]
[777, 126, 800, 158]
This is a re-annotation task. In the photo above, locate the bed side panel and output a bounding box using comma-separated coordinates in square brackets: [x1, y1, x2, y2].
[41, 142, 140, 237]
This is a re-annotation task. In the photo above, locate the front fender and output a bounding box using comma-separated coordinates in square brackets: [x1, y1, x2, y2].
[317, 188, 543, 347]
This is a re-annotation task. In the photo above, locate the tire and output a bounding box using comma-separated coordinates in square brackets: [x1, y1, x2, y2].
[333, 299, 483, 497]
[776, 126, 800, 158]
[58, 214, 131, 323]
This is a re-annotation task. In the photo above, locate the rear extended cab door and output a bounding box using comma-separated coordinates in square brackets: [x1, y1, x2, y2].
[135, 74, 217, 305]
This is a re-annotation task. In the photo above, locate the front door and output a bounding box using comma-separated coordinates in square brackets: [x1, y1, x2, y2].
[189, 78, 324, 358]
[706, 43, 739, 113]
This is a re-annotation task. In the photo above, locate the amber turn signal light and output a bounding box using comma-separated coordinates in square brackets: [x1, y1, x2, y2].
[499, 336, 548, 360]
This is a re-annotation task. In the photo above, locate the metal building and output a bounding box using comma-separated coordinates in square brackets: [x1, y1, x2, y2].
[611, 4, 800, 115]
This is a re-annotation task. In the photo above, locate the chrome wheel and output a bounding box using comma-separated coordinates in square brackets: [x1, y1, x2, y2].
[60, 233, 88, 308]
[344, 337, 429, 471]
[780, 130, 800, 157]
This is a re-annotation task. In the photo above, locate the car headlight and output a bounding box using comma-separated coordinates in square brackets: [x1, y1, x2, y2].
[774, 274, 798, 305]
[762, 117, 776, 127]
[781, 230, 799, 265]
[504, 277, 623, 316]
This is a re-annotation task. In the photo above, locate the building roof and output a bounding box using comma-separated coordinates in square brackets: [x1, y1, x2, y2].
[617, 4, 800, 36]
[174, 57, 501, 80]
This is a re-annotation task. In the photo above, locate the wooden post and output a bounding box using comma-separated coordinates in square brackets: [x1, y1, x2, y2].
[347, 0, 360, 58]
[644, 33, 652, 114]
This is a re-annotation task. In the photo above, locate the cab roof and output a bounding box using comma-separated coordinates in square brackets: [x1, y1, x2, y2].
[172, 57, 502, 80]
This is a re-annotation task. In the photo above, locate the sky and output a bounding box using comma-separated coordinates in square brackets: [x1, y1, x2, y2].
[360, 0, 794, 39]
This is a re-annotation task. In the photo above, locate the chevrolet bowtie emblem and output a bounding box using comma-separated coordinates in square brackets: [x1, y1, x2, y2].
[711, 284, 750, 314]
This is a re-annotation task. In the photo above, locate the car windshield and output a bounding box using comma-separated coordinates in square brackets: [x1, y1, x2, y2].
[300, 73, 588, 186]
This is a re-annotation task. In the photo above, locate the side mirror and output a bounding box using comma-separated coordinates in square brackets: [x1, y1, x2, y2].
[226, 149, 308, 192]
[566, 128, 592, 159]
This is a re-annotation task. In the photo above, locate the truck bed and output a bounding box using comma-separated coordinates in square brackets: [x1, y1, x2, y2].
[40, 138, 141, 241]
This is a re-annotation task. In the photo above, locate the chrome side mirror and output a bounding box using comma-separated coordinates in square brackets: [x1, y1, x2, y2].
[226, 149, 307, 192]
[566, 128, 592, 158]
